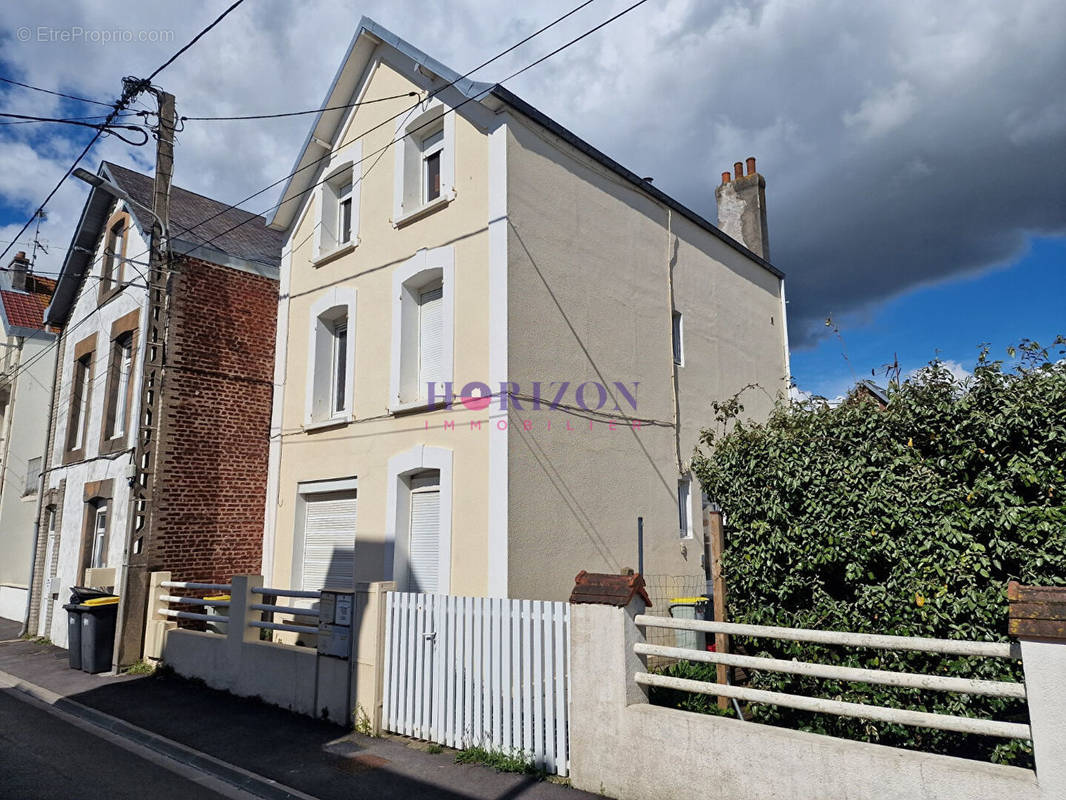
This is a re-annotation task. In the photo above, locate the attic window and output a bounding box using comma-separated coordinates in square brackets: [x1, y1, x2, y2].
[101, 218, 126, 290]
[394, 101, 454, 225]
[312, 143, 361, 263]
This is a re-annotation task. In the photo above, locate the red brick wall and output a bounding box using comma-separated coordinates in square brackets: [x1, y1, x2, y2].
[151, 256, 277, 584]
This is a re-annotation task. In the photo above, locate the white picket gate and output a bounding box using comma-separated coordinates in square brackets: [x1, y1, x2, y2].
[382, 592, 570, 775]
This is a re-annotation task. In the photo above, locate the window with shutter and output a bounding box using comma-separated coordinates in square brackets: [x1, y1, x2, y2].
[300, 490, 357, 591]
[407, 472, 441, 594]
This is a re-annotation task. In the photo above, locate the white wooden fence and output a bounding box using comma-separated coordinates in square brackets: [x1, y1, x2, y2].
[382, 592, 570, 775]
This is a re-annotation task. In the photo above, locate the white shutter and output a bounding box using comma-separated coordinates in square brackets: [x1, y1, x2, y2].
[407, 483, 441, 594]
[301, 491, 357, 591]
[418, 287, 444, 393]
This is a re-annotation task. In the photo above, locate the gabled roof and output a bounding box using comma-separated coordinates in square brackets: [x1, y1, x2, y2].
[0, 274, 56, 333]
[47, 163, 284, 326]
[271, 17, 783, 279]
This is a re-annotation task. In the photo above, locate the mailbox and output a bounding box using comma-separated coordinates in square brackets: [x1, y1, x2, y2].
[317, 589, 354, 659]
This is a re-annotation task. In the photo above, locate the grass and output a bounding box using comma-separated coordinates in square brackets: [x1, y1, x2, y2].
[455, 746, 543, 777]
[121, 660, 156, 676]
[19, 634, 52, 645]
[425, 744, 443, 755]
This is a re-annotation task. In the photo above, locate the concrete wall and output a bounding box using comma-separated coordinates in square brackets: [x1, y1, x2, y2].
[154, 575, 392, 728]
[569, 601, 1059, 800]
[503, 114, 788, 601]
[265, 52, 498, 596]
[0, 330, 56, 620]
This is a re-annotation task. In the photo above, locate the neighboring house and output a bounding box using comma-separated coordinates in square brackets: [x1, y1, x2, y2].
[0, 252, 57, 621]
[261, 18, 790, 603]
[26, 162, 284, 660]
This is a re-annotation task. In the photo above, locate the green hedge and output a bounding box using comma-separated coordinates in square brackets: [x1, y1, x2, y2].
[689, 340, 1066, 764]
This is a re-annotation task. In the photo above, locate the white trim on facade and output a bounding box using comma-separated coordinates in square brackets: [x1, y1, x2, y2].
[779, 278, 792, 396]
[487, 118, 509, 597]
[261, 245, 292, 581]
[388, 246, 454, 412]
[384, 444, 453, 594]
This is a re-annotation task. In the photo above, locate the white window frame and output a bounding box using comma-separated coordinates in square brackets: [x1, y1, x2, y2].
[672, 310, 684, 366]
[678, 475, 693, 539]
[305, 287, 357, 428]
[111, 336, 133, 438]
[389, 247, 454, 413]
[312, 141, 361, 263]
[70, 355, 91, 451]
[393, 99, 456, 226]
[384, 445, 453, 594]
[90, 501, 109, 569]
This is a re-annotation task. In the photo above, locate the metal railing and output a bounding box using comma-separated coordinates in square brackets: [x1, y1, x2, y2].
[158, 581, 232, 628]
[248, 586, 320, 637]
[635, 615, 1030, 740]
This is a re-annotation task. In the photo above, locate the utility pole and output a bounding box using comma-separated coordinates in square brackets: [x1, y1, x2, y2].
[114, 88, 175, 667]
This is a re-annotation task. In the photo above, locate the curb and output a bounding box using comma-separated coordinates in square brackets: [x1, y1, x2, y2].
[0, 668, 320, 800]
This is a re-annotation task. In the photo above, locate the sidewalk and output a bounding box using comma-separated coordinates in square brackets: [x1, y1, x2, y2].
[0, 625, 593, 800]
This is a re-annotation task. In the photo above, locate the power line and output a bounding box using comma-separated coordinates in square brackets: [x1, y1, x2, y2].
[180, 91, 419, 121]
[145, 0, 248, 82]
[0, 112, 150, 142]
[0, 112, 138, 127]
[0, 76, 113, 108]
[164, 0, 653, 269]
[117, 0, 604, 266]
[0, 0, 251, 273]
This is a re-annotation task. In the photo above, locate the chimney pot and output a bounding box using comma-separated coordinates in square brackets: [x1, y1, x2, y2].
[746, 156, 756, 176]
[721, 171, 731, 185]
[734, 162, 744, 179]
[714, 157, 771, 261]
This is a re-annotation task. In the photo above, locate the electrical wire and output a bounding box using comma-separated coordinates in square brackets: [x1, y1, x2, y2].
[156, 0, 653, 271]
[180, 91, 419, 121]
[0, 0, 642, 393]
[0, 112, 150, 143]
[0, 76, 113, 108]
[145, 0, 248, 82]
[0, 112, 139, 126]
[106, 0, 606, 269]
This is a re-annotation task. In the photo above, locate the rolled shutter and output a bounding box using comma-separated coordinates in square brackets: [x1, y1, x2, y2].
[301, 491, 357, 591]
[407, 486, 441, 594]
[418, 287, 444, 391]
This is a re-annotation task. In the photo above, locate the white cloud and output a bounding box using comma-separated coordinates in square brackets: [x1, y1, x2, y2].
[0, 0, 1062, 339]
[843, 81, 918, 139]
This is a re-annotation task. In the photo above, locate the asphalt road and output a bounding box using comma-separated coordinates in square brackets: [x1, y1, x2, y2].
[0, 689, 233, 800]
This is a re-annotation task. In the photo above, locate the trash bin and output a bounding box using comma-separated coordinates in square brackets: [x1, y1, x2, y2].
[63, 603, 85, 670]
[63, 587, 113, 670]
[80, 595, 119, 674]
[204, 595, 230, 635]
[669, 596, 709, 651]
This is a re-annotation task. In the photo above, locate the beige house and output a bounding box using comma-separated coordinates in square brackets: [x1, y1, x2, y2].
[262, 18, 789, 603]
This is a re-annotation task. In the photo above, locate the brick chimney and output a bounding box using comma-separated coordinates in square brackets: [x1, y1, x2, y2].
[714, 157, 770, 260]
[8, 251, 31, 292]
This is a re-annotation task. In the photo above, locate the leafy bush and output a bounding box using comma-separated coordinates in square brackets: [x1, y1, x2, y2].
[690, 340, 1066, 765]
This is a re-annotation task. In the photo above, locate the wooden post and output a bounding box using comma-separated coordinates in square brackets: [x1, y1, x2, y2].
[705, 507, 730, 709]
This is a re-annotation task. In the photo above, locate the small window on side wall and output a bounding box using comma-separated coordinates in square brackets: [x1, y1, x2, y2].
[102, 219, 126, 290]
[678, 476, 692, 539]
[672, 310, 684, 366]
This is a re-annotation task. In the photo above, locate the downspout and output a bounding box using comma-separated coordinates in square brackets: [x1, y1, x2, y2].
[778, 277, 791, 399]
[664, 209, 683, 474]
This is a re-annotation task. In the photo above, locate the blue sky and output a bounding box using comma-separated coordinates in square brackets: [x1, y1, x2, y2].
[790, 236, 1066, 399]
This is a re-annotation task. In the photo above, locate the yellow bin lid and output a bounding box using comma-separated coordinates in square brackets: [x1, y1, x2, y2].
[204, 595, 230, 601]
[669, 597, 706, 604]
[84, 596, 119, 607]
